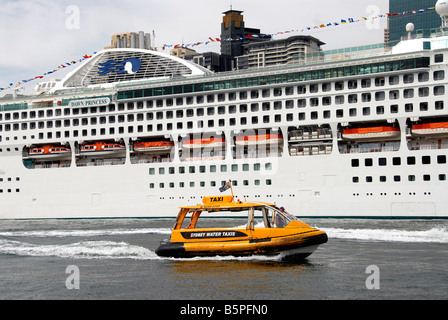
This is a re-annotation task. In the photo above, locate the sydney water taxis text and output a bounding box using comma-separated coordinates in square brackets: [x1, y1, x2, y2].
[180, 304, 268, 317]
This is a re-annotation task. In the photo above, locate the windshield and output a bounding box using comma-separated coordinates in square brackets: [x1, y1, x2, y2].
[265, 206, 297, 228]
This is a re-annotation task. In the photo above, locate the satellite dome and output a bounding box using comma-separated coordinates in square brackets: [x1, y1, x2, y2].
[406, 23, 415, 32]
[436, 0, 448, 17]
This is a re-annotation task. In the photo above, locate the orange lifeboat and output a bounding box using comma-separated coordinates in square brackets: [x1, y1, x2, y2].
[412, 122, 448, 137]
[235, 134, 283, 146]
[183, 137, 226, 149]
[133, 141, 174, 153]
[28, 145, 71, 160]
[80, 141, 125, 157]
[343, 126, 400, 141]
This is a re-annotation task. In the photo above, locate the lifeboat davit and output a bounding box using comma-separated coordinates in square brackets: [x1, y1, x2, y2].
[133, 141, 174, 153]
[343, 126, 400, 141]
[27, 145, 71, 160]
[235, 134, 283, 146]
[79, 141, 126, 157]
[155, 195, 327, 261]
[183, 137, 226, 149]
[412, 122, 448, 137]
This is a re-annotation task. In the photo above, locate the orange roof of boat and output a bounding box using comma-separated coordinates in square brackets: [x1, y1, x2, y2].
[180, 195, 276, 211]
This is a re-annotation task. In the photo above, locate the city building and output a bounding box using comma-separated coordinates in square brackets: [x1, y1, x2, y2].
[104, 31, 152, 50]
[386, 0, 440, 45]
[235, 35, 325, 70]
[220, 9, 271, 70]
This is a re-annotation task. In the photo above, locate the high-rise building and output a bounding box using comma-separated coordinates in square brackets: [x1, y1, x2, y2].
[386, 0, 440, 44]
[220, 9, 271, 70]
[104, 31, 152, 50]
[236, 35, 325, 70]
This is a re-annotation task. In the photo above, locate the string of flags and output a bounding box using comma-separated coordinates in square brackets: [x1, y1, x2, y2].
[0, 5, 437, 92]
[0, 53, 96, 92]
[162, 6, 437, 50]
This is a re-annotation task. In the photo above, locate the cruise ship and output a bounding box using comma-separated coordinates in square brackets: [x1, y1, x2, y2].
[3, 14, 448, 219]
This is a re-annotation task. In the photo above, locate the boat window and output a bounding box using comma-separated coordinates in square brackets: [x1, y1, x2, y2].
[265, 206, 297, 228]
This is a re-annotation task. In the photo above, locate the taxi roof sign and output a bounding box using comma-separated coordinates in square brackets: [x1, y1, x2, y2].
[202, 195, 234, 205]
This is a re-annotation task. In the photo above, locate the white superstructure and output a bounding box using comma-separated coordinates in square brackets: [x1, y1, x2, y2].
[2, 25, 448, 219]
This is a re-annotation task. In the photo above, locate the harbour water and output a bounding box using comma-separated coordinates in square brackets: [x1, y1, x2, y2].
[0, 217, 447, 302]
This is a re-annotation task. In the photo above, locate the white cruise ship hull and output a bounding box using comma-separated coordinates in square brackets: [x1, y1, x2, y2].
[2, 43, 448, 219]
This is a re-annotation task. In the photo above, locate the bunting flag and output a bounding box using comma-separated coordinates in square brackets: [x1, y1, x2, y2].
[0, 53, 95, 92]
[162, 5, 436, 50]
[1, 5, 437, 91]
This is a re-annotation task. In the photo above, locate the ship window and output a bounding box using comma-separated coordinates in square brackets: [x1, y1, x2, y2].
[375, 77, 385, 86]
[407, 157, 416, 165]
[375, 92, 385, 101]
[390, 105, 398, 113]
[434, 70, 445, 80]
[189, 166, 195, 173]
[435, 54, 443, 63]
[419, 87, 429, 97]
[420, 102, 428, 111]
[437, 155, 446, 164]
[232, 164, 238, 172]
[405, 103, 413, 112]
[434, 86, 445, 96]
[408, 175, 415, 181]
[394, 176, 401, 182]
[418, 72, 429, 82]
[389, 76, 399, 85]
[439, 174, 446, 181]
[403, 74, 414, 83]
[422, 156, 431, 164]
[335, 81, 344, 91]
[298, 99, 306, 108]
[423, 175, 431, 181]
[363, 107, 370, 116]
[376, 106, 384, 114]
[365, 158, 373, 166]
[393, 157, 401, 165]
[221, 165, 227, 172]
[159, 168, 165, 174]
[378, 158, 387, 166]
[266, 179, 272, 185]
[351, 159, 359, 167]
[435, 101, 444, 110]
[379, 176, 386, 182]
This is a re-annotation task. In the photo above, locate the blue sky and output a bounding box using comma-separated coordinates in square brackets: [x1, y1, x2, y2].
[0, 0, 389, 94]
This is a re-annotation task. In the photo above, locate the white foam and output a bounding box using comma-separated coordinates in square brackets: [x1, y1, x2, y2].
[0, 239, 158, 260]
[0, 227, 172, 238]
[324, 227, 448, 243]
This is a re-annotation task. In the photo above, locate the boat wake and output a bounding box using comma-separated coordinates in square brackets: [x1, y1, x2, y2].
[324, 226, 448, 243]
[0, 227, 172, 238]
[0, 239, 158, 260]
[1, 225, 446, 260]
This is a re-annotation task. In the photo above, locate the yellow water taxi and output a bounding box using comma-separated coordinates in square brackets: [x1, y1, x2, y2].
[155, 195, 327, 261]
